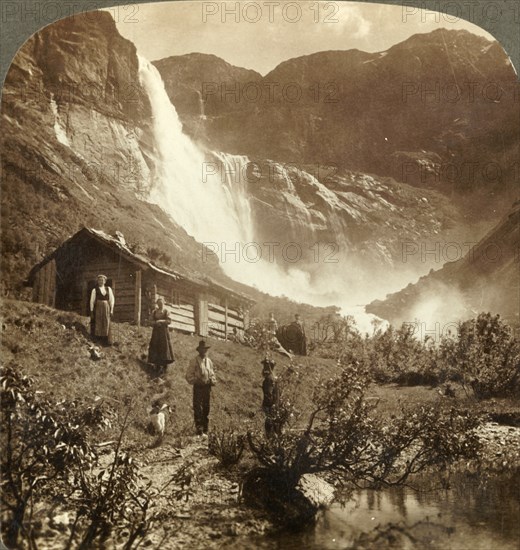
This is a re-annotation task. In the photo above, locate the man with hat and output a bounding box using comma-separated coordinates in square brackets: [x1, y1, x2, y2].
[185, 340, 216, 436]
[261, 357, 280, 437]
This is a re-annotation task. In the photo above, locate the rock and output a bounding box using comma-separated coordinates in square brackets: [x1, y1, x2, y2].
[296, 473, 335, 509]
[242, 468, 335, 528]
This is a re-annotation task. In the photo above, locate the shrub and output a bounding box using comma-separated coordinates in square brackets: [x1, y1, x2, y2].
[1, 363, 108, 547]
[68, 410, 156, 549]
[1, 364, 161, 549]
[244, 360, 480, 524]
[208, 427, 245, 468]
[440, 313, 520, 398]
[243, 318, 274, 351]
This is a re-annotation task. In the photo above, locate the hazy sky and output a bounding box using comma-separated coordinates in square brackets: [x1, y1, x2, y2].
[111, 1, 494, 75]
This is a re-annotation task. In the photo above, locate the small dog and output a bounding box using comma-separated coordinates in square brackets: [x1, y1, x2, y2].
[149, 402, 172, 440]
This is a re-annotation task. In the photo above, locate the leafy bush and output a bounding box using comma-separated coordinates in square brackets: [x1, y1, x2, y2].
[1, 363, 108, 547]
[1, 364, 160, 549]
[243, 318, 277, 351]
[244, 360, 480, 524]
[208, 427, 246, 468]
[440, 313, 520, 398]
[337, 323, 442, 386]
[316, 313, 519, 396]
[308, 314, 358, 357]
[68, 410, 155, 549]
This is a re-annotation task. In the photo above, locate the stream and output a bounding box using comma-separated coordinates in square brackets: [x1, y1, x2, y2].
[232, 472, 519, 549]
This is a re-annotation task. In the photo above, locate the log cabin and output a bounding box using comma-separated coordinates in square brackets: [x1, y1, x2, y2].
[26, 227, 254, 338]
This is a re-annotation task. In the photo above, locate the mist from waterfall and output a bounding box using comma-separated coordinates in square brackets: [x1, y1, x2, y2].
[138, 55, 382, 332]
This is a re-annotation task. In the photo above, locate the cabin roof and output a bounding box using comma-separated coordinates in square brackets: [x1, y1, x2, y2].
[26, 227, 255, 304]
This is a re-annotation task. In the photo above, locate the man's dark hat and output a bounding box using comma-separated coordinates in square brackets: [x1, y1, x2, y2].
[196, 340, 210, 351]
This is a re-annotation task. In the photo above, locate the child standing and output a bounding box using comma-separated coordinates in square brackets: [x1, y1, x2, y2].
[261, 358, 280, 437]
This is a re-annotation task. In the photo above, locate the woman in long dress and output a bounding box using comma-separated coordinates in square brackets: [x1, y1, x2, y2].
[148, 298, 175, 374]
[90, 274, 115, 346]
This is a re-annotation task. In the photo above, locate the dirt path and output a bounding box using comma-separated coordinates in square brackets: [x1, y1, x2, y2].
[132, 438, 271, 548]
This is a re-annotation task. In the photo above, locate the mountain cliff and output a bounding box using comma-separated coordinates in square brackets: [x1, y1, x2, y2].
[153, 54, 261, 148]
[155, 30, 519, 202]
[1, 12, 517, 322]
[2, 12, 470, 297]
[366, 201, 520, 326]
[0, 11, 222, 292]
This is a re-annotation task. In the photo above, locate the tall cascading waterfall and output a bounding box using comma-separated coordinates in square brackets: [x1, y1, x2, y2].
[138, 56, 254, 255]
[138, 56, 289, 286]
[138, 55, 382, 332]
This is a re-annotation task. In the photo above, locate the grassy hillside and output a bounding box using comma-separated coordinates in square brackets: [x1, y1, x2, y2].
[2, 298, 520, 548]
[1, 299, 341, 446]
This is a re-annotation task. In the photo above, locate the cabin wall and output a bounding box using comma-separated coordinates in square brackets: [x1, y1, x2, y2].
[33, 235, 252, 333]
[207, 297, 245, 339]
[53, 241, 137, 323]
[144, 274, 197, 334]
[32, 259, 56, 307]
[145, 279, 248, 338]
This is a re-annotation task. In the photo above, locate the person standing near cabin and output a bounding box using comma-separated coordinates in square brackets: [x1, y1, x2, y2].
[267, 312, 278, 334]
[148, 298, 175, 375]
[185, 340, 216, 437]
[268, 312, 292, 358]
[90, 274, 114, 346]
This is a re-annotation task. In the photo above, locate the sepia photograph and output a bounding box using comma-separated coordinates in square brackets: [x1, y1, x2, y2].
[1, 0, 519, 548]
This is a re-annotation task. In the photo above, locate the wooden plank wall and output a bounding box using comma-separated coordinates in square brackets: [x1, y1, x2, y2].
[34, 240, 252, 335]
[152, 279, 197, 334]
[32, 259, 56, 307]
[207, 301, 244, 339]
[164, 303, 196, 333]
[195, 295, 209, 337]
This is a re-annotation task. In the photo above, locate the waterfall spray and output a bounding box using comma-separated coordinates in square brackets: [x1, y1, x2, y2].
[138, 54, 382, 332]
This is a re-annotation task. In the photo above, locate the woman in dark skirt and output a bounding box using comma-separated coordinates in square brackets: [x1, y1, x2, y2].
[148, 298, 175, 375]
[90, 274, 114, 346]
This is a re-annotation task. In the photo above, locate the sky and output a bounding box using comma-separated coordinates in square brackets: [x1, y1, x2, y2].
[110, 1, 495, 75]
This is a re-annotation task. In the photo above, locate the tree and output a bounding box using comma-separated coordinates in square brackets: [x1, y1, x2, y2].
[244, 360, 480, 525]
[440, 313, 520, 398]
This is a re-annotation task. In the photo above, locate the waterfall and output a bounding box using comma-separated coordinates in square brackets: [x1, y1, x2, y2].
[138, 55, 382, 333]
[137, 56, 254, 249]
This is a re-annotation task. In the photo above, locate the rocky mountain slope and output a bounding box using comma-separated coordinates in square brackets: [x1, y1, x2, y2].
[1, 11, 471, 298]
[1, 11, 517, 321]
[367, 201, 520, 326]
[156, 31, 519, 202]
[153, 54, 261, 148]
[1, 12, 210, 291]
[244, 159, 460, 275]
